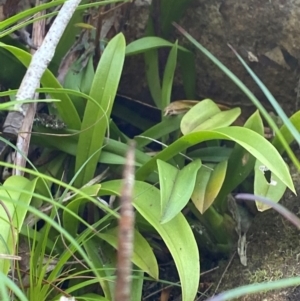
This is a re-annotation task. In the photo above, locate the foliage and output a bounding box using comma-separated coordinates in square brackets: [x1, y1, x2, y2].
[0, 1, 299, 301]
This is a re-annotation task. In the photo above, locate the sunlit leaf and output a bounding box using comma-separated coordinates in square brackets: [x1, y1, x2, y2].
[181, 99, 240, 134]
[75, 33, 126, 187]
[100, 180, 200, 301]
[192, 161, 227, 214]
[158, 159, 201, 223]
[136, 127, 295, 194]
[254, 160, 287, 212]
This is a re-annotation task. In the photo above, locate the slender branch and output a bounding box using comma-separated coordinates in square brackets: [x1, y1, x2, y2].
[115, 140, 136, 301]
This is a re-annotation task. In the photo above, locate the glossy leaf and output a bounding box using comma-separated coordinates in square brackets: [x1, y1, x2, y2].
[158, 159, 201, 223]
[181, 99, 240, 134]
[181, 99, 220, 134]
[254, 160, 287, 212]
[75, 33, 126, 187]
[99, 227, 158, 279]
[215, 111, 264, 211]
[192, 161, 227, 214]
[100, 180, 200, 301]
[136, 127, 295, 194]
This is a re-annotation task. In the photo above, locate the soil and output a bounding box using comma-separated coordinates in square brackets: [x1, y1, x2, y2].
[202, 163, 300, 301]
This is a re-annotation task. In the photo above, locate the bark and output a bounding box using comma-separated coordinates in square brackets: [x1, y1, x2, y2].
[121, 0, 300, 116]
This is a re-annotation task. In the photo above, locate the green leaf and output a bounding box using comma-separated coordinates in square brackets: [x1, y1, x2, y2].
[135, 115, 182, 148]
[0, 43, 81, 129]
[0, 176, 37, 275]
[99, 227, 158, 279]
[272, 110, 300, 154]
[144, 49, 162, 107]
[178, 47, 196, 99]
[136, 127, 295, 194]
[84, 238, 114, 300]
[161, 41, 178, 111]
[254, 160, 287, 212]
[158, 159, 201, 223]
[126, 37, 189, 56]
[192, 161, 227, 214]
[215, 111, 264, 211]
[100, 180, 200, 301]
[75, 33, 126, 187]
[181, 99, 240, 134]
[63, 185, 101, 237]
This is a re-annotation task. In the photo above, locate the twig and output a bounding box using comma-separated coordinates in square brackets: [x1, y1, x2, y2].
[213, 251, 236, 295]
[115, 140, 136, 301]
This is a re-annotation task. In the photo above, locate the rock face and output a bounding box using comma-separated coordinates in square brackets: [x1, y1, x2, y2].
[121, 0, 300, 116]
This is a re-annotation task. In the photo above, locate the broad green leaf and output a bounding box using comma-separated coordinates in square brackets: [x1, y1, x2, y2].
[192, 161, 227, 214]
[192, 108, 241, 132]
[0, 176, 37, 275]
[215, 111, 264, 211]
[0, 43, 81, 129]
[161, 41, 178, 111]
[136, 127, 295, 194]
[158, 159, 201, 223]
[181, 99, 220, 134]
[181, 99, 240, 134]
[254, 160, 287, 212]
[126, 37, 189, 56]
[100, 180, 200, 301]
[99, 227, 158, 279]
[75, 33, 126, 187]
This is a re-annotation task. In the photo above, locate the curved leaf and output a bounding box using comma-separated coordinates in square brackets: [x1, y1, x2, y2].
[75, 33, 126, 187]
[215, 111, 264, 210]
[100, 180, 200, 301]
[181, 99, 241, 134]
[99, 227, 158, 279]
[254, 160, 287, 212]
[192, 161, 227, 214]
[158, 159, 201, 223]
[136, 127, 295, 194]
[126, 37, 189, 56]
